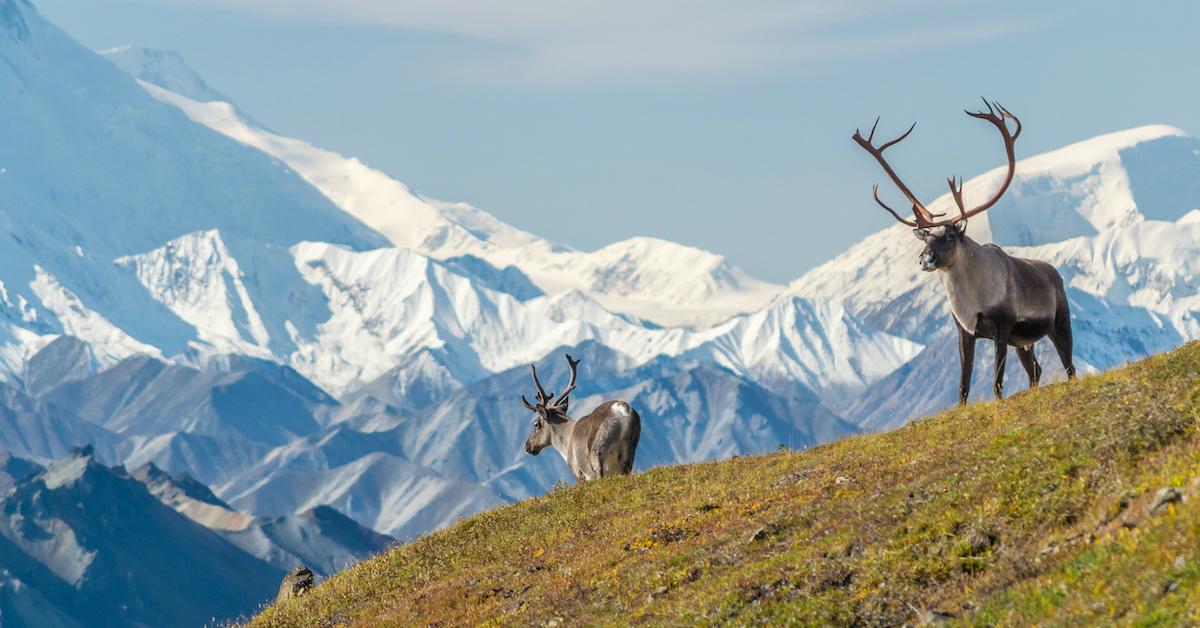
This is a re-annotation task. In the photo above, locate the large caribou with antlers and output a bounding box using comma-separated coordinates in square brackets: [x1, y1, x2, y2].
[520, 354, 641, 482]
[853, 99, 1076, 405]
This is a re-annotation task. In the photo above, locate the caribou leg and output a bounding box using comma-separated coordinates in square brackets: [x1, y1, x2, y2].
[1051, 307, 1076, 380]
[1016, 346, 1041, 390]
[957, 324, 976, 406]
[623, 421, 640, 474]
[992, 333, 1010, 400]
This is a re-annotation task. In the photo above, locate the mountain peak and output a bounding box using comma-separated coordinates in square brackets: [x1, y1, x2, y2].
[40, 444, 98, 488]
[592, 236, 727, 271]
[99, 44, 232, 103]
[1095, 123, 1186, 144]
[1013, 124, 1188, 179]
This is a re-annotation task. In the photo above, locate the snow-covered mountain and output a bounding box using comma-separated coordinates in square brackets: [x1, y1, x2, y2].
[98, 41, 1196, 426]
[0, 0, 388, 379]
[790, 125, 1199, 343]
[81, 220, 914, 399]
[280, 239, 919, 397]
[123, 60, 782, 328]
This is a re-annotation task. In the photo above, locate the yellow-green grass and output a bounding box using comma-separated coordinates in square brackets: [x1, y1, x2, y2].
[252, 341, 1200, 626]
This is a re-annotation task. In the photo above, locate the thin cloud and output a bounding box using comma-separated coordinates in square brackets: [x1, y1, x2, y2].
[130, 0, 1033, 84]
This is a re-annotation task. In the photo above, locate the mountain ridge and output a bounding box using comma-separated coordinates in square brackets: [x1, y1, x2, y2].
[0, 446, 283, 627]
[131, 71, 783, 329]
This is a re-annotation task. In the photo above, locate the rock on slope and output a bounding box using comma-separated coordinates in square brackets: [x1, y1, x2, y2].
[0, 451, 39, 491]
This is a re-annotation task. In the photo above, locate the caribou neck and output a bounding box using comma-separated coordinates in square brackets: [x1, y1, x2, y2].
[941, 234, 987, 284]
[545, 416, 577, 462]
[937, 234, 995, 336]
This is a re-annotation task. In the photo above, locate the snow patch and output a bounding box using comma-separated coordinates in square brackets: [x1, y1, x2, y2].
[30, 267, 160, 366]
[115, 229, 272, 357]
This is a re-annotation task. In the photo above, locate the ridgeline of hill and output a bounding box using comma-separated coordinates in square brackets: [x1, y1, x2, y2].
[252, 342, 1200, 626]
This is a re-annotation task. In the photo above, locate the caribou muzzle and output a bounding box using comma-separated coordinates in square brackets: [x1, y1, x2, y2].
[919, 250, 937, 271]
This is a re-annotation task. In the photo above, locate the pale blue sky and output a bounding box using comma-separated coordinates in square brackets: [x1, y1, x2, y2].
[35, 0, 1200, 282]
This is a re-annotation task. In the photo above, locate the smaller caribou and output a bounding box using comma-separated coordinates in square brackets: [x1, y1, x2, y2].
[520, 354, 641, 482]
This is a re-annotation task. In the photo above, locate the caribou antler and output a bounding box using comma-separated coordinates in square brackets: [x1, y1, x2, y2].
[551, 354, 581, 408]
[521, 362, 553, 412]
[943, 98, 1022, 226]
[522, 354, 582, 414]
[852, 118, 943, 228]
[853, 99, 1021, 230]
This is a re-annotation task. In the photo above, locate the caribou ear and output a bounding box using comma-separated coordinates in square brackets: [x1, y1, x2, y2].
[912, 229, 930, 241]
[544, 406, 570, 423]
[521, 395, 547, 418]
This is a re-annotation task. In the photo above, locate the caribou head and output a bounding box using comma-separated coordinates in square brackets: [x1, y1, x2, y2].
[520, 354, 580, 455]
[914, 223, 968, 272]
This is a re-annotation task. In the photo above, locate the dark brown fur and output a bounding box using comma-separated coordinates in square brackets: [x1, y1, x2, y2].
[925, 228, 1076, 404]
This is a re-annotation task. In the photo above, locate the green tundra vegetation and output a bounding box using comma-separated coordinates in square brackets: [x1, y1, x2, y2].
[251, 341, 1200, 626]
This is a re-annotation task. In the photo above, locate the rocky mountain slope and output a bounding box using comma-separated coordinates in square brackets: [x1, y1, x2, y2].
[0, 447, 282, 627]
[0, 446, 391, 627]
[131, 462, 393, 577]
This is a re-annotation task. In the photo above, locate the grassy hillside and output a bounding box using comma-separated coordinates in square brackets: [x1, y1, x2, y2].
[252, 342, 1200, 626]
